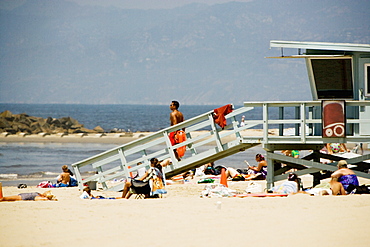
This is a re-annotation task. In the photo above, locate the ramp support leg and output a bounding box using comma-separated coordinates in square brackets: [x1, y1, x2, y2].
[266, 151, 275, 190]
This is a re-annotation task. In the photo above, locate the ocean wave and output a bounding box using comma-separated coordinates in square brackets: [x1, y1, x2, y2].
[18, 171, 59, 179]
[0, 164, 36, 168]
[0, 173, 18, 179]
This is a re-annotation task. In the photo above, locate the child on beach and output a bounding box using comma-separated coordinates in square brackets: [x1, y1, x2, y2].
[55, 165, 71, 187]
[80, 187, 94, 199]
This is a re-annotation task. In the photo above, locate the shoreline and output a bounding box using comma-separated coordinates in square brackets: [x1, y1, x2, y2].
[0, 129, 278, 144]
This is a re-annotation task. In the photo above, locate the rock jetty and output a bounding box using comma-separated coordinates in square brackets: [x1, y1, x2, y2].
[0, 110, 105, 135]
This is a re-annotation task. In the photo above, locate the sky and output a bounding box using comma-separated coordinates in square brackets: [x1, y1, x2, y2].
[65, 0, 254, 9]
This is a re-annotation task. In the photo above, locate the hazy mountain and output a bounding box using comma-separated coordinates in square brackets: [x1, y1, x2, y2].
[1, 0, 369, 105]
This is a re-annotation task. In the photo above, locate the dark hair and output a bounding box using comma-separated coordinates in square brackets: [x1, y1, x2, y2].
[150, 158, 158, 165]
[288, 173, 298, 181]
[150, 158, 162, 172]
[204, 166, 215, 175]
[256, 153, 265, 160]
[172, 101, 180, 109]
[68, 169, 74, 176]
[83, 187, 92, 195]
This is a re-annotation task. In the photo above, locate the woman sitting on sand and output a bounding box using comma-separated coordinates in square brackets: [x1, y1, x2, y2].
[330, 160, 359, 194]
[120, 158, 165, 199]
[245, 153, 268, 180]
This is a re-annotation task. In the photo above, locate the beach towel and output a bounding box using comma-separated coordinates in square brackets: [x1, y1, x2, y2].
[234, 193, 288, 198]
[36, 181, 53, 188]
[213, 104, 233, 128]
[200, 184, 235, 198]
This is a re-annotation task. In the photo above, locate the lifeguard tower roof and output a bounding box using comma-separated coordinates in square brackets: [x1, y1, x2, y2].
[270, 40, 370, 53]
[269, 40, 370, 101]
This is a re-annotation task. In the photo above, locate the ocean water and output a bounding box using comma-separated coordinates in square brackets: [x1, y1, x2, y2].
[0, 103, 294, 186]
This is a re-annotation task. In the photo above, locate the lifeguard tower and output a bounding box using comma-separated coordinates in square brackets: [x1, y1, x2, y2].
[260, 40, 370, 188]
[72, 40, 370, 191]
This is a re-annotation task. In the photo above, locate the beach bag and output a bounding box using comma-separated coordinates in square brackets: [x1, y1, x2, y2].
[37, 181, 53, 188]
[152, 176, 164, 191]
[151, 176, 167, 196]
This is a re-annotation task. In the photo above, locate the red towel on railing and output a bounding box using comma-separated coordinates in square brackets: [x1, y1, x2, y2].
[213, 104, 233, 128]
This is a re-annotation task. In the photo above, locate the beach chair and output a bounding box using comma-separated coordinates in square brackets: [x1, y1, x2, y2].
[130, 179, 151, 199]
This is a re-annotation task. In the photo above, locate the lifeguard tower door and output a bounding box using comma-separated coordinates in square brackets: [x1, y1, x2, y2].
[307, 56, 355, 136]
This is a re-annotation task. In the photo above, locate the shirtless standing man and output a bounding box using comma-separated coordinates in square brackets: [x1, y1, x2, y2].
[169, 100, 184, 160]
[170, 100, 184, 126]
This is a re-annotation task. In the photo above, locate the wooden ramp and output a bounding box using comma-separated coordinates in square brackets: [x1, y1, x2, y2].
[72, 105, 258, 191]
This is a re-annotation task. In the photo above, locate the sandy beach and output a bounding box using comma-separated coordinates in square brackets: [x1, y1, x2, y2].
[1, 176, 370, 247]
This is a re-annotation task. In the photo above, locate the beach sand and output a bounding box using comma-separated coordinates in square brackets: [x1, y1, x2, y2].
[1, 176, 370, 247]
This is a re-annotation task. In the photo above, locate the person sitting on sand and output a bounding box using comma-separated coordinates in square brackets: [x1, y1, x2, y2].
[55, 165, 71, 187]
[245, 153, 268, 180]
[329, 177, 346, 195]
[330, 160, 359, 194]
[120, 158, 165, 199]
[270, 173, 301, 194]
[80, 186, 94, 199]
[0, 190, 57, 202]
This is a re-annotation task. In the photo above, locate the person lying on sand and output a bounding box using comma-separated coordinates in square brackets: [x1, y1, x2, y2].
[0, 190, 57, 202]
[270, 173, 301, 194]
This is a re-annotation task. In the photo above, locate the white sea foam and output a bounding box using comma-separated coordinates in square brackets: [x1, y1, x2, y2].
[0, 173, 18, 179]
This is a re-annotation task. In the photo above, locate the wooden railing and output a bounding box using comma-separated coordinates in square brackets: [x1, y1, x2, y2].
[240, 101, 370, 145]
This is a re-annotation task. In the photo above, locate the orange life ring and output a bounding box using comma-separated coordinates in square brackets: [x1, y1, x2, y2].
[175, 130, 186, 158]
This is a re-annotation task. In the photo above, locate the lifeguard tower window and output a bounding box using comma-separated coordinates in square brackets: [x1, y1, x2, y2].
[310, 58, 353, 99]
